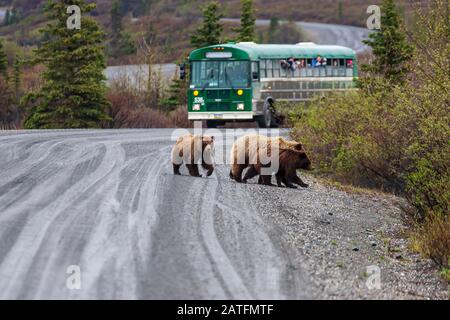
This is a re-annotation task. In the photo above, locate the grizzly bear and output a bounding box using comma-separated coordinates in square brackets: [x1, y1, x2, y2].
[243, 148, 313, 188]
[229, 134, 303, 182]
[171, 134, 215, 177]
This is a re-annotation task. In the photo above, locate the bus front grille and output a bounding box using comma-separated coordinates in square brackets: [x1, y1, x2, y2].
[206, 90, 231, 100]
[206, 103, 231, 112]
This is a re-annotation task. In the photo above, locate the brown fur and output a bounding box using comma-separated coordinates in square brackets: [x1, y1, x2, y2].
[172, 134, 214, 177]
[229, 134, 303, 182]
[243, 148, 313, 188]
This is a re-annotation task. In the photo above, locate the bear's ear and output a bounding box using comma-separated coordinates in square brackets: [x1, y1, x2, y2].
[202, 136, 214, 144]
[294, 143, 303, 151]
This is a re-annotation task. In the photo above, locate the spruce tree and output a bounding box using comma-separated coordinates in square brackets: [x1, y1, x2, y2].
[136, 0, 150, 16]
[161, 64, 189, 111]
[161, 78, 187, 111]
[0, 38, 7, 78]
[0, 77, 14, 127]
[362, 0, 413, 83]
[110, 0, 137, 58]
[7, 54, 21, 124]
[234, 0, 256, 42]
[268, 16, 280, 44]
[9, 7, 19, 24]
[338, 1, 343, 23]
[11, 54, 21, 100]
[4, 9, 10, 26]
[110, 0, 122, 50]
[119, 32, 137, 57]
[24, 0, 110, 129]
[190, 1, 223, 48]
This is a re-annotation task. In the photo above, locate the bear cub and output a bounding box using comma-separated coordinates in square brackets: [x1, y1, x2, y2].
[171, 134, 215, 177]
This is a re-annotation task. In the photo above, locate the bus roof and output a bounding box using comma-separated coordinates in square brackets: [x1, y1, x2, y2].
[189, 42, 357, 60]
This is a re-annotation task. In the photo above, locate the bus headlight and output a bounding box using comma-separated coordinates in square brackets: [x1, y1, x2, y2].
[237, 103, 245, 110]
[237, 89, 244, 96]
[193, 90, 199, 97]
[193, 104, 201, 111]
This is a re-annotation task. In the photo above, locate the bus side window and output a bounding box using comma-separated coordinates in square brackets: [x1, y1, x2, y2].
[260, 60, 266, 78]
[252, 61, 259, 81]
[339, 59, 346, 76]
[266, 59, 273, 78]
[273, 59, 280, 77]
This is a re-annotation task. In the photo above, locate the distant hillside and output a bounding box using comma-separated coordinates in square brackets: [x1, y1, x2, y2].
[0, 0, 412, 64]
[5, 0, 388, 26]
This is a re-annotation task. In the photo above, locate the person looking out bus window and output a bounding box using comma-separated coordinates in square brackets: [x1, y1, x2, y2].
[287, 57, 296, 71]
[280, 59, 288, 69]
[314, 56, 323, 67]
[347, 59, 353, 68]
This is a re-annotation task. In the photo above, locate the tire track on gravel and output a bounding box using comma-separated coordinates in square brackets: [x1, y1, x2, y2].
[0, 139, 125, 299]
[197, 176, 252, 299]
[210, 166, 311, 299]
[0, 131, 171, 299]
[0, 130, 313, 299]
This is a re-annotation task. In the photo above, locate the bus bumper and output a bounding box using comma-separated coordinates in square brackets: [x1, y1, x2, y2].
[188, 112, 254, 121]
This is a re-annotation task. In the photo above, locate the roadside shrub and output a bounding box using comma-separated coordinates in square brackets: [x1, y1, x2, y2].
[290, 1, 449, 267]
[291, 81, 449, 266]
[0, 77, 18, 129]
[106, 58, 191, 129]
[106, 88, 191, 128]
[412, 215, 450, 268]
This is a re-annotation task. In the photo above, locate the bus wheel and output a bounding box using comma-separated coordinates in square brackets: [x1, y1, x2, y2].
[257, 101, 276, 128]
[269, 103, 280, 128]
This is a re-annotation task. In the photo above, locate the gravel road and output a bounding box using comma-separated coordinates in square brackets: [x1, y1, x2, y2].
[0, 130, 446, 300]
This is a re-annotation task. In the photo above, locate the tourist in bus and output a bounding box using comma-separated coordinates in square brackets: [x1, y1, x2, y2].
[280, 59, 288, 69]
[322, 57, 328, 66]
[314, 56, 323, 67]
[287, 57, 296, 71]
[347, 59, 353, 68]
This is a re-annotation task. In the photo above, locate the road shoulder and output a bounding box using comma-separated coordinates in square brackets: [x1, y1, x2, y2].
[244, 173, 448, 299]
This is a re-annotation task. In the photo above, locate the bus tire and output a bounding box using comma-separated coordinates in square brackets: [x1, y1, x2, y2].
[269, 102, 280, 128]
[257, 101, 276, 128]
[256, 115, 269, 128]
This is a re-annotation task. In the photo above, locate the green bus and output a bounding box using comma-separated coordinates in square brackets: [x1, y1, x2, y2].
[187, 42, 357, 128]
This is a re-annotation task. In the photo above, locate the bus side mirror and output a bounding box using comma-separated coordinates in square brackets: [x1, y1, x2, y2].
[180, 63, 186, 80]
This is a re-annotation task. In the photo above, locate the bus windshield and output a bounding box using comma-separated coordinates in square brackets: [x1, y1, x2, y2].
[191, 61, 250, 89]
